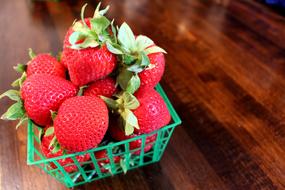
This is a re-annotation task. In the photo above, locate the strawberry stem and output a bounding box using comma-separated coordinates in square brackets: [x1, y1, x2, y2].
[28, 48, 36, 59]
[77, 85, 88, 96]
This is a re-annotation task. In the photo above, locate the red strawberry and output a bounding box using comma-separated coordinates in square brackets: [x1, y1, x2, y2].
[54, 96, 108, 152]
[84, 77, 116, 98]
[61, 44, 116, 86]
[41, 126, 90, 173]
[108, 23, 167, 94]
[21, 74, 77, 126]
[102, 89, 170, 136]
[109, 124, 156, 155]
[61, 15, 116, 86]
[138, 51, 165, 90]
[94, 150, 121, 173]
[26, 52, 66, 78]
[61, 4, 117, 86]
[133, 88, 171, 134]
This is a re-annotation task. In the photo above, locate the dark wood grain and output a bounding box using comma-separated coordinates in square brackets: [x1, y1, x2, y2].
[1, 0, 285, 189]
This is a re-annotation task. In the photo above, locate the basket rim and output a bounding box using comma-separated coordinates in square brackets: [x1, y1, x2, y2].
[27, 83, 182, 165]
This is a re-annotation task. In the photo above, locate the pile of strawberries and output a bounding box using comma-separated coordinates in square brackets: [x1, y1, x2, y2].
[0, 3, 170, 173]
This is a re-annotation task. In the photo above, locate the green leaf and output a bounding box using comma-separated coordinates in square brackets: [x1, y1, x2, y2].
[90, 16, 110, 34]
[121, 109, 139, 135]
[28, 48, 36, 59]
[52, 143, 61, 154]
[135, 35, 154, 51]
[80, 3, 88, 27]
[93, 2, 101, 18]
[118, 22, 136, 52]
[49, 136, 57, 149]
[69, 31, 85, 46]
[38, 128, 44, 141]
[72, 21, 83, 31]
[100, 96, 118, 110]
[126, 74, 140, 94]
[120, 159, 128, 174]
[99, 5, 110, 17]
[124, 121, 134, 136]
[13, 64, 27, 73]
[0, 89, 21, 101]
[140, 51, 150, 67]
[144, 45, 167, 55]
[11, 72, 27, 88]
[44, 127, 54, 137]
[16, 116, 28, 129]
[19, 72, 27, 87]
[117, 69, 133, 90]
[11, 79, 20, 88]
[72, 22, 96, 37]
[122, 54, 136, 65]
[70, 37, 99, 50]
[122, 92, 140, 110]
[106, 41, 123, 54]
[79, 38, 99, 48]
[111, 20, 117, 43]
[93, 2, 110, 18]
[125, 109, 139, 129]
[99, 30, 111, 42]
[127, 63, 144, 73]
[1, 101, 25, 120]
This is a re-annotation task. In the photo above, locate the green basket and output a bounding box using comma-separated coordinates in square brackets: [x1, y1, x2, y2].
[26, 84, 181, 188]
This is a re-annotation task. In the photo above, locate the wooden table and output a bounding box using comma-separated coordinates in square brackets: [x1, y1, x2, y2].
[1, 0, 285, 189]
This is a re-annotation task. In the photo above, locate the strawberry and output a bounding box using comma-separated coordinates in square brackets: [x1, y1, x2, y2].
[21, 74, 77, 126]
[54, 96, 108, 152]
[109, 124, 156, 155]
[41, 126, 90, 173]
[61, 45, 116, 86]
[106, 23, 166, 94]
[26, 49, 65, 78]
[138, 50, 165, 90]
[84, 77, 116, 98]
[12, 49, 66, 88]
[133, 88, 171, 134]
[102, 88, 171, 136]
[61, 4, 117, 86]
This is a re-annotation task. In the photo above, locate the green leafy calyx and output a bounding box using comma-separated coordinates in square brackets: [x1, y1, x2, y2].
[11, 72, 27, 88]
[13, 64, 27, 73]
[0, 90, 27, 129]
[116, 69, 140, 94]
[106, 22, 167, 94]
[68, 3, 113, 50]
[101, 92, 140, 135]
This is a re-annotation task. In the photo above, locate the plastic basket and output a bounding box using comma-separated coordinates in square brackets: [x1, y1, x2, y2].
[26, 84, 181, 188]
